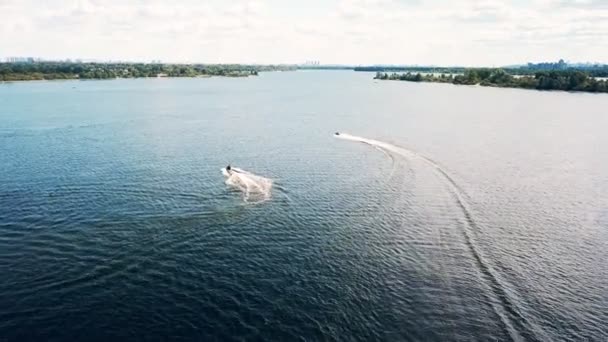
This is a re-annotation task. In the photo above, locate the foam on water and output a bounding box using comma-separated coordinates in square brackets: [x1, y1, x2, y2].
[222, 167, 273, 203]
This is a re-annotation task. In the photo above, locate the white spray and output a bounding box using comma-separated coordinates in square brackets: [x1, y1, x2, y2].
[222, 166, 273, 203]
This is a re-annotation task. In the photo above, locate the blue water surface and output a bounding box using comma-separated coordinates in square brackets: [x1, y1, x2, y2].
[1, 72, 607, 341]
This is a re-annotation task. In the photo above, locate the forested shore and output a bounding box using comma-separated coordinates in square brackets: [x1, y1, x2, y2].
[374, 69, 608, 93]
[0, 62, 296, 81]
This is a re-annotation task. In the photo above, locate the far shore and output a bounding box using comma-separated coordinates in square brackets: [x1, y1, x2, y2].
[0, 62, 300, 82]
[0, 74, 260, 84]
[374, 69, 608, 94]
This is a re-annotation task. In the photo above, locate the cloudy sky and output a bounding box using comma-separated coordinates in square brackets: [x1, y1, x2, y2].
[1, 0, 607, 66]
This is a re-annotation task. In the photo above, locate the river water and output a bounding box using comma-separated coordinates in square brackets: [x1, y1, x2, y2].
[1, 71, 607, 341]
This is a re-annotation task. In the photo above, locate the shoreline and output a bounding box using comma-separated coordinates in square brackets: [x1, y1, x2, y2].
[377, 78, 608, 95]
[0, 62, 296, 83]
[0, 74, 258, 84]
[374, 70, 608, 94]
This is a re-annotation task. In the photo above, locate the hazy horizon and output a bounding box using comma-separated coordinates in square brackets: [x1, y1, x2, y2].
[1, 57, 605, 68]
[1, 0, 607, 66]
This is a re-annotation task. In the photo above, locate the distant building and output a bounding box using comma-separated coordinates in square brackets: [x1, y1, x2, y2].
[5, 56, 38, 63]
[527, 59, 568, 70]
[300, 60, 322, 69]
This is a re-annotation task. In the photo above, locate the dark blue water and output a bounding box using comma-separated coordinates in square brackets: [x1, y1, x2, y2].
[1, 72, 607, 341]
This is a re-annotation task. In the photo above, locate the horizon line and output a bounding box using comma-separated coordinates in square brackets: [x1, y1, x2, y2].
[2, 57, 608, 69]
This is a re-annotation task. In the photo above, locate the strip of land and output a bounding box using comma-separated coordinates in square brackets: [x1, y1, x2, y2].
[0, 62, 296, 81]
[373, 68, 608, 93]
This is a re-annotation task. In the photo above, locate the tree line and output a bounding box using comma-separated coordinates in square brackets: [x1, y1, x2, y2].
[0, 62, 296, 81]
[360, 65, 608, 78]
[374, 69, 608, 93]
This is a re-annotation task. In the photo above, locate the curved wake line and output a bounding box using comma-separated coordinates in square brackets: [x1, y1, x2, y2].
[336, 133, 539, 342]
[222, 167, 273, 203]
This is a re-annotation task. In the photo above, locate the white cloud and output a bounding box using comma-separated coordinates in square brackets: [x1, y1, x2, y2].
[0, 0, 606, 65]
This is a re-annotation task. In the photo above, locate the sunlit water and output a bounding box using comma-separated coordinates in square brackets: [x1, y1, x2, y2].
[1, 72, 607, 341]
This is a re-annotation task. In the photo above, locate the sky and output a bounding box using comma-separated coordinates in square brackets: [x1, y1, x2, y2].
[0, 0, 607, 66]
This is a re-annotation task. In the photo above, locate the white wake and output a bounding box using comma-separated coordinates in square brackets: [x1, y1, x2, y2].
[334, 132, 460, 194]
[334, 133, 419, 160]
[222, 167, 273, 203]
[334, 132, 534, 341]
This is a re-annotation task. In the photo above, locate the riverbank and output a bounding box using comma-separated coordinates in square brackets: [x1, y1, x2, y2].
[374, 69, 608, 93]
[0, 73, 255, 82]
[0, 62, 296, 82]
[0, 75, 257, 85]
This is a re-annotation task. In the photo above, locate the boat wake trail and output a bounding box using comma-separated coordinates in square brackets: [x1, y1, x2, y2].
[335, 132, 538, 342]
[222, 167, 273, 203]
